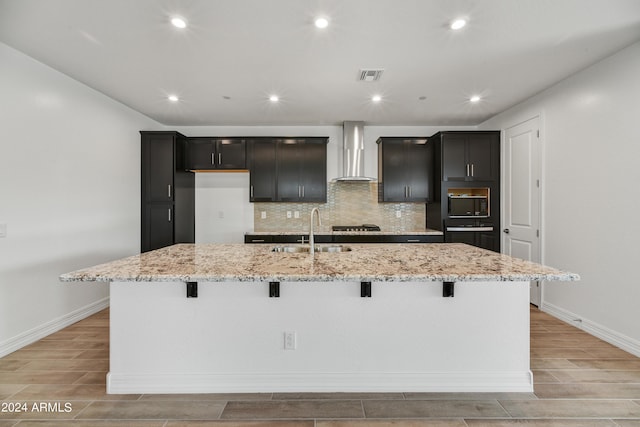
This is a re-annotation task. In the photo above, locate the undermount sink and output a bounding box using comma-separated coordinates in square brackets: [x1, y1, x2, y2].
[271, 245, 352, 253]
[316, 245, 352, 253]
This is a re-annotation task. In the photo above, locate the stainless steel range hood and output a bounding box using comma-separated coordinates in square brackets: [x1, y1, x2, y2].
[334, 121, 376, 181]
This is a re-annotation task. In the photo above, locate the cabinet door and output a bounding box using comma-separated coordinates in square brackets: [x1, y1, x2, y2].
[299, 140, 327, 202]
[186, 138, 215, 170]
[216, 138, 246, 169]
[441, 134, 468, 181]
[143, 134, 175, 202]
[276, 139, 303, 201]
[248, 139, 276, 202]
[144, 204, 174, 251]
[478, 231, 499, 252]
[467, 133, 497, 181]
[445, 231, 476, 245]
[244, 235, 274, 243]
[379, 140, 407, 202]
[405, 140, 432, 202]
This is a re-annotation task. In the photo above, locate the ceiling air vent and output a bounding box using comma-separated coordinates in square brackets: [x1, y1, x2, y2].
[358, 69, 384, 82]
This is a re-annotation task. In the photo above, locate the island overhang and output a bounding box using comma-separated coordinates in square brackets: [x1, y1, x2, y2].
[60, 243, 579, 283]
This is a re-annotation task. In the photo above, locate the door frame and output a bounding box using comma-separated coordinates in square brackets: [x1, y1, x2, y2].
[500, 112, 545, 305]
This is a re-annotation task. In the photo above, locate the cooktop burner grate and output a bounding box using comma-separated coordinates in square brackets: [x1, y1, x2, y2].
[332, 224, 381, 232]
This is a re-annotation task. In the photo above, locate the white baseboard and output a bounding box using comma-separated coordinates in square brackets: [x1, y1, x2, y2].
[541, 302, 640, 358]
[107, 371, 534, 394]
[0, 297, 109, 358]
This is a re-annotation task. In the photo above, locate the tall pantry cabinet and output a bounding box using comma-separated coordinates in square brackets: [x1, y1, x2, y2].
[141, 131, 195, 252]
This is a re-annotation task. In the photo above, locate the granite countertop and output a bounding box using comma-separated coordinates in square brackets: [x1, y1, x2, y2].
[60, 243, 579, 283]
[247, 229, 444, 236]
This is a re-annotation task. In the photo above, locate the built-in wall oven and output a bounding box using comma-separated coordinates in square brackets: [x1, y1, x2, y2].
[447, 188, 489, 218]
[444, 222, 497, 251]
[444, 188, 497, 251]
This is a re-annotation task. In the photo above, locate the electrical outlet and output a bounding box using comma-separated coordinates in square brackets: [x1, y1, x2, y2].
[395, 210, 402, 218]
[287, 211, 292, 219]
[294, 211, 300, 219]
[284, 331, 296, 350]
[0, 223, 6, 238]
[261, 211, 267, 219]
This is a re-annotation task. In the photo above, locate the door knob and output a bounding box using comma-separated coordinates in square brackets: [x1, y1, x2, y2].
[503, 228, 510, 234]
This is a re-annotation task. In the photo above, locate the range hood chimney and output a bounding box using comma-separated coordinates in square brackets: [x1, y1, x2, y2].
[334, 121, 376, 181]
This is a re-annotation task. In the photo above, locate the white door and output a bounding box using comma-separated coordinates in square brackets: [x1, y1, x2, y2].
[503, 117, 542, 306]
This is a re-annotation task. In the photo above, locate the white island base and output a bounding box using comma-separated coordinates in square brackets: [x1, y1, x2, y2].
[107, 280, 531, 394]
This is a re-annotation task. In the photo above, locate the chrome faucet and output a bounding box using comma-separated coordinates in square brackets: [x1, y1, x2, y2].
[309, 207, 322, 255]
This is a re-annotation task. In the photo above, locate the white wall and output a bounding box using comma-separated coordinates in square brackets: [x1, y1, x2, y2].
[0, 43, 160, 356]
[195, 173, 252, 242]
[480, 41, 640, 354]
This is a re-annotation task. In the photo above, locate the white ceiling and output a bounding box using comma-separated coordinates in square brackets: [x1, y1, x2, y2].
[1, 0, 640, 126]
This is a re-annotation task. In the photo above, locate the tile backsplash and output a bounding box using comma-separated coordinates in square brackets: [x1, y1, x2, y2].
[254, 182, 425, 232]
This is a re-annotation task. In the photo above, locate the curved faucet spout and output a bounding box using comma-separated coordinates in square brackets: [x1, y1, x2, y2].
[309, 207, 322, 255]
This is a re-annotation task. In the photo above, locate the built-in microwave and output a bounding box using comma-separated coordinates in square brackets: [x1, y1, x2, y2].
[448, 188, 489, 218]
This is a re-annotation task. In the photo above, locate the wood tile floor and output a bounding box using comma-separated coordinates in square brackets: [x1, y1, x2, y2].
[2, 306, 640, 426]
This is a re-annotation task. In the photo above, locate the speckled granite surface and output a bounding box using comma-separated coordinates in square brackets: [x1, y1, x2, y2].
[60, 243, 579, 283]
[247, 229, 443, 236]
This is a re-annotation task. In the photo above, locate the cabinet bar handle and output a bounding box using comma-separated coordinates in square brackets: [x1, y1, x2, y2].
[250, 185, 254, 198]
[211, 153, 215, 165]
[168, 208, 172, 222]
[406, 239, 420, 243]
[408, 186, 411, 198]
[218, 153, 222, 165]
[466, 164, 470, 176]
[251, 239, 265, 242]
[471, 164, 474, 176]
[168, 185, 171, 198]
[301, 186, 305, 198]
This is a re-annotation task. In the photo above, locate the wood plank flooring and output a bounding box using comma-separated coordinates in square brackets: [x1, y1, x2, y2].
[1, 306, 640, 426]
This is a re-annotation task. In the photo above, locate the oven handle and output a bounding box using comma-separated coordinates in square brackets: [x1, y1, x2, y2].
[446, 226, 494, 232]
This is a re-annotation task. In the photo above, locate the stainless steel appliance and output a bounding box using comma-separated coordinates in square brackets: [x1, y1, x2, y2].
[445, 224, 494, 233]
[447, 188, 489, 218]
[333, 121, 376, 181]
[444, 221, 496, 251]
[332, 224, 381, 232]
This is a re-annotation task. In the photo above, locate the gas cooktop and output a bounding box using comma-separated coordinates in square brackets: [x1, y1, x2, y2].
[331, 224, 381, 232]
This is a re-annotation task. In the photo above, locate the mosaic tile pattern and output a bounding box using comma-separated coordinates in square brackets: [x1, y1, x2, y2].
[254, 182, 426, 233]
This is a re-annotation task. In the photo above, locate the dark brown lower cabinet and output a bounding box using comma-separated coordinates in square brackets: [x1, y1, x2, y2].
[144, 204, 175, 251]
[444, 229, 498, 252]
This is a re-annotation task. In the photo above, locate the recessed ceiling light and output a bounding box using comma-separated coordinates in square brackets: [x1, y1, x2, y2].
[470, 95, 481, 103]
[269, 95, 279, 102]
[168, 95, 179, 102]
[450, 18, 467, 30]
[314, 17, 329, 29]
[372, 95, 382, 102]
[171, 17, 187, 29]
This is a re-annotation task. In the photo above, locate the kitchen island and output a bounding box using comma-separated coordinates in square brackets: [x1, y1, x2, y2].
[60, 243, 578, 394]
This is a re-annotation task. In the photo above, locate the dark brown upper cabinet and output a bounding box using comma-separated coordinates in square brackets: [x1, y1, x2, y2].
[431, 131, 499, 182]
[377, 137, 434, 202]
[275, 138, 327, 203]
[247, 138, 277, 202]
[185, 138, 246, 170]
